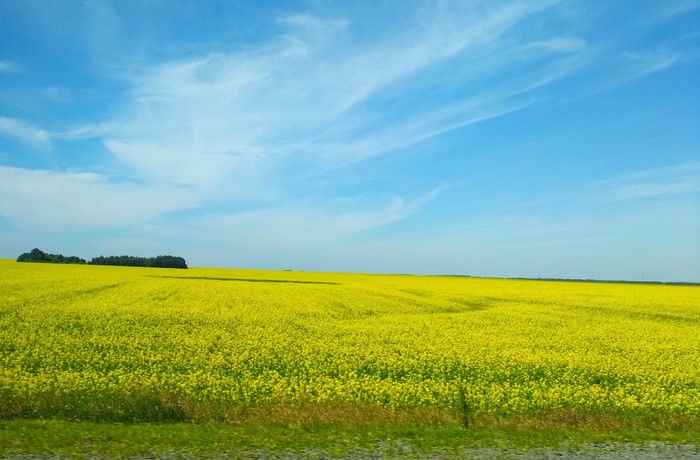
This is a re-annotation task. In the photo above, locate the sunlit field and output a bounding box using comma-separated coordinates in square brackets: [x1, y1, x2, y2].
[2, 258, 699, 434]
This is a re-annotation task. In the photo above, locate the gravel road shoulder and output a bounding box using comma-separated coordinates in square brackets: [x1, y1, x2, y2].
[4, 441, 699, 459]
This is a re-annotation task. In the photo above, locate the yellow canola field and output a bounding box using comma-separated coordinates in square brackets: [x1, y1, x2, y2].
[1, 259, 699, 422]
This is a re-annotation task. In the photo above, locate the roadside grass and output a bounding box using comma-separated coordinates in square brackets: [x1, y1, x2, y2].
[2, 406, 699, 458]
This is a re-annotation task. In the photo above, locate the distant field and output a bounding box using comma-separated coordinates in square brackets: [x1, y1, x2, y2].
[1, 259, 699, 455]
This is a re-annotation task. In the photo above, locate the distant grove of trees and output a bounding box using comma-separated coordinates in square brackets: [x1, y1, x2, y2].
[90, 255, 188, 269]
[17, 248, 87, 264]
[17, 248, 188, 269]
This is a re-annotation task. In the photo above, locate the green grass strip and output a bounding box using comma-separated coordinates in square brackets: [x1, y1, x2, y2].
[1, 420, 699, 458]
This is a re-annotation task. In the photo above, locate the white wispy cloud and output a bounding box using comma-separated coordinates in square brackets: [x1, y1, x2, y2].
[0, 1, 597, 234]
[122, 186, 448, 270]
[613, 182, 700, 200]
[602, 162, 700, 201]
[0, 166, 198, 229]
[621, 49, 681, 76]
[0, 117, 113, 149]
[94, 0, 579, 201]
[54, 123, 112, 140]
[203, 187, 443, 243]
[645, 0, 700, 21]
[0, 117, 52, 148]
[528, 38, 587, 52]
[0, 60, 23, 73]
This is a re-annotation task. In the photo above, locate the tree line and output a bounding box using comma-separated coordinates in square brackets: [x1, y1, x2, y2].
[17, 248, 188, 269]
[17, 248, 86, 264]
[90, 255, 188, 269]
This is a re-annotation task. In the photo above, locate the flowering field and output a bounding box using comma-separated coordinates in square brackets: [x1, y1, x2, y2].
[1, 259, 699, 426]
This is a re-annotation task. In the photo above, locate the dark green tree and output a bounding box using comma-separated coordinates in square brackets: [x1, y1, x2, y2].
[17, 248, 86, 264]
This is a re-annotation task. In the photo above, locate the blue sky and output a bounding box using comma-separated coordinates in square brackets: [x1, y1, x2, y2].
[1, 1, 699, 281]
